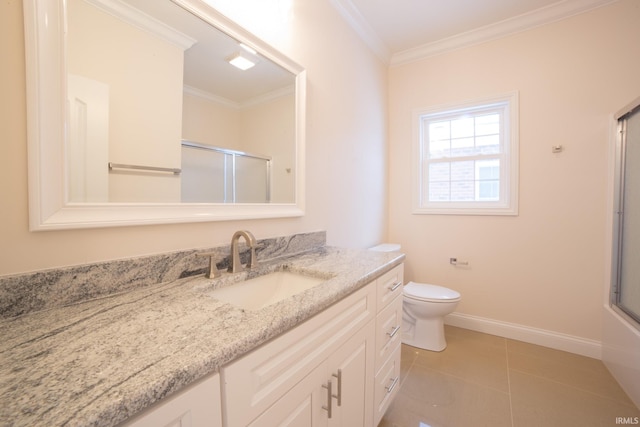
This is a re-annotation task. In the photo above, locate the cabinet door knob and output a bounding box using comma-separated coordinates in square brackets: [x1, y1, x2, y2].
[322, 380, 333, 418]
[332, 369, 342, 406]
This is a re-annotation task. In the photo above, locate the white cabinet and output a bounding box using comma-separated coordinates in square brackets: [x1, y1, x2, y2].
[375, 266, 403, 313]
[373, 347, 401, 425]
[119, 374, 222, 427]
[221, 263, 404, 427]
[326, 323, 375, 427]
[221, 283, 376, 427]
[247, 324, 374, 427]
[375, 289, 403, 373]
[246, 362, 325, 427]
[373, 266, 404, 426]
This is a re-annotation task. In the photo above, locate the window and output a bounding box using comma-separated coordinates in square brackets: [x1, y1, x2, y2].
[413, 92, 519, 215]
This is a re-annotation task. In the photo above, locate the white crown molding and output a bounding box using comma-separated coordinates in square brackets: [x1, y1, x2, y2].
[183, 84, 240, 109]
[82, 0, 197, 50]
[391, 0, 618, 66]
[241, 85, 295, 108]
[328, 0, 391, 64]
[183, 84, 295, 110]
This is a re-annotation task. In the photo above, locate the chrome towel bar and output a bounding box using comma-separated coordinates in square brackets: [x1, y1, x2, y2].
[108, 162, 181, 175]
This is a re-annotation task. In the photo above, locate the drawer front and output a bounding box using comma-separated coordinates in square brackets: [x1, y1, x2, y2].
[376, 265, 404, 311]
[375, 294, 403, 373]
[221, 283, 376, 427]
[373, 344, 401, 426]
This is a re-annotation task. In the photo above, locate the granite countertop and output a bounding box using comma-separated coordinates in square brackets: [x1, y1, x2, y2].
[0, 246, 404, 427]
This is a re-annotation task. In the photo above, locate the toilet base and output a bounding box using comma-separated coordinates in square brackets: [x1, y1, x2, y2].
[401, 316, 448, 352]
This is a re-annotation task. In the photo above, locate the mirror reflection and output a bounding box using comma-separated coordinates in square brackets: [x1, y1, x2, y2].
[66, 0, 296, 204]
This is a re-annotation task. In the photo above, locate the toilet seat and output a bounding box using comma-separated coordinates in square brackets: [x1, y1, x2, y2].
[404, 281, 461, 303]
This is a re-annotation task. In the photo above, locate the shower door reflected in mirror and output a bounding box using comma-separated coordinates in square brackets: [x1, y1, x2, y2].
[181, 142, 270, 203]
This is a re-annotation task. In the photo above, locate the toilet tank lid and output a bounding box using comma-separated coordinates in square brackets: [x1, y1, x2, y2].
[369, 243, 401, 252]
[404, 282, 461, 301]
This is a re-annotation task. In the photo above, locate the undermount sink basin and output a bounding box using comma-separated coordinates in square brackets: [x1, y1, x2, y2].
[209, 271, 326, 310]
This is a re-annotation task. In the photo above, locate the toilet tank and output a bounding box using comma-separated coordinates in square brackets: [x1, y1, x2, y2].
[369, 243, 401, 252]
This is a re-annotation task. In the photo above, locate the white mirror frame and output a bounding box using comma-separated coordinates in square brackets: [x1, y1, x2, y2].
[23, 0, 306, 230]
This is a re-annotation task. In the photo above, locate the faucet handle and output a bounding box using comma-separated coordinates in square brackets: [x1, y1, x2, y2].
[247, 246, 258, 268]
[196, 252, 221, 279]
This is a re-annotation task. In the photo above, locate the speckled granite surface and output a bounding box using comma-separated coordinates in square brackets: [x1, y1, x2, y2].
[0, 244, 404, 427]
[0, 231, 326, 319]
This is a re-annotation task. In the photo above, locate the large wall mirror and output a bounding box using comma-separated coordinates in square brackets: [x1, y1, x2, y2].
[23, 0, 306, 230]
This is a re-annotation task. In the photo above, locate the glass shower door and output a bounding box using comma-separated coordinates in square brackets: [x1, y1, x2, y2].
[234, 155, 270, 203]
[614, 106, 640, 325]
[181, 144, 228, 203]
[180, 141, 271, 203]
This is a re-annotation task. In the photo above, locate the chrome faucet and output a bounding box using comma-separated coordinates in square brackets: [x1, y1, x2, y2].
[228, 230, 258, 273]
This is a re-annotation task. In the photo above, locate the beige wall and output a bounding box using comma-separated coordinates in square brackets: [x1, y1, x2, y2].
[0, 0, 388, 275]
[388, 0, 640, 342]
[182, 93, 241, 149]
[240, 94, 296, 203]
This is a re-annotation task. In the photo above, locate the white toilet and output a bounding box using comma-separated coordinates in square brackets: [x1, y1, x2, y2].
[402, 282, 460, 351]
[369, 243, 461, 352]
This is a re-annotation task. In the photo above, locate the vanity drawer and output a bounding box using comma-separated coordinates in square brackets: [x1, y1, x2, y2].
[375, 293, 403, 373]
[373, 343, 401, 426]
[376, 265, 404, 311]
[221, 282, 376, 427]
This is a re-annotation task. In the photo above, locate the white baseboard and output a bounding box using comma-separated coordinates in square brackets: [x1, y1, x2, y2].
[445, 312, 603, 360]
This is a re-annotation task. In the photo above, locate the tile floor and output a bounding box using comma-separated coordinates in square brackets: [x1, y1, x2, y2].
[379, 326, 640, 427]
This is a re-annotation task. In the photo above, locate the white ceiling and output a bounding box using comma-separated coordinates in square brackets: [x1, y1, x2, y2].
[120, 0, 295, 103]
[331, 0, 617, 64]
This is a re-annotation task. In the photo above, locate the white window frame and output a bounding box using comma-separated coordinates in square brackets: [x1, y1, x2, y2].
[412, 92, 519, 216]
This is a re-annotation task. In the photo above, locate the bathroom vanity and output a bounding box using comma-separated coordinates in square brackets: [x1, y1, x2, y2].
[0, 244, 404, 427]
[220, 264, 403, 427]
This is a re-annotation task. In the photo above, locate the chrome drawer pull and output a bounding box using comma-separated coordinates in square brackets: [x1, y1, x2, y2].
[385, 376, 399, 394]
[387, 325, 401, 338]
[322, 380, 333, 418]
[332, 369, 342, 406]
[388, 281, 402, 292]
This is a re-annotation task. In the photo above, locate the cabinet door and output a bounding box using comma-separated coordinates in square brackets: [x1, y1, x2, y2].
[121, 374, 221, 427]
[327, 323, 375, 427]
[247, 362, 327, 427]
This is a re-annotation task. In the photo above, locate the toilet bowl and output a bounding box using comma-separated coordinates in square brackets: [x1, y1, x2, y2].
[368, 244, 461, 352]
[402, 282, 461, 352]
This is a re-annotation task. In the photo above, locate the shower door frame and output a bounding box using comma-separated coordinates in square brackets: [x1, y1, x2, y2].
[611, 98, 640, 330]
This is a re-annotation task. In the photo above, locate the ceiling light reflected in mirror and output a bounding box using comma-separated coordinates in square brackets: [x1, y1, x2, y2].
[227, 52, 256, 70]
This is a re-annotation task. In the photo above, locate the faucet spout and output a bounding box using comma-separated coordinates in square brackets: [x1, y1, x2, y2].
[228, 230, 258, 273]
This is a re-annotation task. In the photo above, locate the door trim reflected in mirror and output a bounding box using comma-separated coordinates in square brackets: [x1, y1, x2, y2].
[23, 0, 306, 230]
